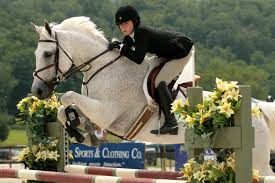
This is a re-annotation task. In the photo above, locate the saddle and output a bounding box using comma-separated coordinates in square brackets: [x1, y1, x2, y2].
[147, 65, 200, 100]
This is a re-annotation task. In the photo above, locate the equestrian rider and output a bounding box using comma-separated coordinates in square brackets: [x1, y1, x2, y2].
[108, 5, 194, 135]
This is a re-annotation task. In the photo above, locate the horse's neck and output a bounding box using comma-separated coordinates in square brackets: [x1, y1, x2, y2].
[67, 31, 120, 80]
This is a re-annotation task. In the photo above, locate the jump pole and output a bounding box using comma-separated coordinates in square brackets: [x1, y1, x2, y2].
[65, 165, 181, 180]
[0, 168, 186, 183]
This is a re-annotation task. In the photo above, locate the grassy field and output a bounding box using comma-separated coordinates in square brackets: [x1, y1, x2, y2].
[0, 129, 121, 145]
[0, 129, 27, 145]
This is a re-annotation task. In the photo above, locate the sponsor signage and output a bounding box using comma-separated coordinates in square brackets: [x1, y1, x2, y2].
[69, 143, 145, 169]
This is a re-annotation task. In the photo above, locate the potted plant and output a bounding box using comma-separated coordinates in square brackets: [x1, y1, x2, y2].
[16, 94, 61, 183]
[17, 138, 60, 171]
[16, 94, 60, 145]
[179, 152, 260, 183]
[172, 78, 261, 182]
[171, 78, 261, 147]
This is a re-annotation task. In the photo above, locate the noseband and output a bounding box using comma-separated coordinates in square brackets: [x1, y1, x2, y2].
[34, 31, 120, 92]
[33, 33, 61, 90]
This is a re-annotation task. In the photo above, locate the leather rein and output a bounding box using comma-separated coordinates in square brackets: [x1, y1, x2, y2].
[34, 31, 121, 92]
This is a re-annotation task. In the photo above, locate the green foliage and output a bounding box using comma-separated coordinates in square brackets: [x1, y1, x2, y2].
[1, 0, 275, 117]
[0, 113, 10, 142]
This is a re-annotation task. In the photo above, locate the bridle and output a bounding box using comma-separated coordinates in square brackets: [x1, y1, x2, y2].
[33, 30, 121, 92]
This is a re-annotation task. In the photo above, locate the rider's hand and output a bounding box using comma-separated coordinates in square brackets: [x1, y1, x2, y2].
[108, 41, 121, 50]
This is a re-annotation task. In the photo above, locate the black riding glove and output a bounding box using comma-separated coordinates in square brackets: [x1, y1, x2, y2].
[108, 41, 121, 50]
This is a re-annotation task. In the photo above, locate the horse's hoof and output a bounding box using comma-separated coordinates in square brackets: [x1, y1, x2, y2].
[65, 124, 84, 143]
[65, 106, 80, 128]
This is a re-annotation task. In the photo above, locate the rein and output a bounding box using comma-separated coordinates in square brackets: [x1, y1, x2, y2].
[34, 31, 121, 92]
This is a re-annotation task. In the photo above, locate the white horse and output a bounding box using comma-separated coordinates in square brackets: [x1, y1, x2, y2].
[30, 17, 274, 175]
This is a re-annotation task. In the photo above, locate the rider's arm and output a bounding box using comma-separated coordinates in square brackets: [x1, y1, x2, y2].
[120, 37, 147, 64]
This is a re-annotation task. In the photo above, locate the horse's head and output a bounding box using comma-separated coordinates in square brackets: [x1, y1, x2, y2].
[31, 21, 73, 99]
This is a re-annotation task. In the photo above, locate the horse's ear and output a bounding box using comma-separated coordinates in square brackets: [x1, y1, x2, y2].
[30, 22, 43, 34]
[44, 20, 52, 36]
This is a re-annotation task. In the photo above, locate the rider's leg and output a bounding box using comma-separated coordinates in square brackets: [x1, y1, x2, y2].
[151, 81, 178, 135]
[154, 45, 194, 87]
[151, 47, 194, 135]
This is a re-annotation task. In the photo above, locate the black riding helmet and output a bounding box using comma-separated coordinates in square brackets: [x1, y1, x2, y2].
[115, 5, 140, 27]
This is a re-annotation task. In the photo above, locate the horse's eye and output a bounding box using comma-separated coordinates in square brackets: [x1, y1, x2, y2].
[44, 51, 53, 58]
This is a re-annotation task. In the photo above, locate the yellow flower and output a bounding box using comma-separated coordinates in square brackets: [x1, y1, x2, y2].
[31, 96, 39, 101]
[227, 81, 238, 90]
[196, 104, 204, 111]
[41, 150, 50, 161]
[178, 111, 187, 120]
[68, 151, 74, 160]
[51, 151, 60, 161]
[31, 145, 38, 152]
[17, 153, 26, 162]
[226, 153, 235, 170]
[28, 107, 36, 116]
[224, 88, 240, 101]
[17, 147, 30, 162]
[193, 170, 207, 182]
[182, 158, 196, 181]
[171, 99, 182, 113]
[253, 169, 260, 181]
[50, 139, 58, 147]
[199, 111, 211, 124]
[252, 105, 262, 118]
[186, 115, 196, 126]
[35, 151, 43, 162]
[209, 92, 218, 101]
[216, 78, 227, 92]
[50, 94, 57, 101]
[30, 101, 39, 114]
[217, 162, 225, 172]
[216, 78, 223, 85]
[48, 151, 56, 160]
[184, 98, 190, 107]
[219, 101, 234, 118]
[198, 111, 205, 124]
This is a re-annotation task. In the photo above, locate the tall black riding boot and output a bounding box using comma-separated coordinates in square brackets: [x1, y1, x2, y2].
[151, 81, 178, 135]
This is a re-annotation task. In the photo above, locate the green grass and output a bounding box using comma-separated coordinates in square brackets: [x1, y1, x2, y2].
[0, 128, 125, 146]
[107, 133, 122, 143]
[0, 129, 27, 145]
[0, 129, 122, 146]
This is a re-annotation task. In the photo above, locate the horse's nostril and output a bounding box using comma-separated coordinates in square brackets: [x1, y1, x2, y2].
[37, 88, 43, 96]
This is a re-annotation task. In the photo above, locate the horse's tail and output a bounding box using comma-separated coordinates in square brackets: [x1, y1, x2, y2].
[257, 102, 275, 150]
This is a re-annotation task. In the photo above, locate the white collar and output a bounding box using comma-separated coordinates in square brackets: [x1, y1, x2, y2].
[129, 30, 135, 39]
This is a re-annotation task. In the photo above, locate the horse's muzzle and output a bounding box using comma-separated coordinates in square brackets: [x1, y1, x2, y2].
[31, 79, 54, 99]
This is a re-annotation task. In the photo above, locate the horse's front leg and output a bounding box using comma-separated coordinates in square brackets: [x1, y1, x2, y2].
[61, 91, 121, 129]
[57, 104, 99, 146]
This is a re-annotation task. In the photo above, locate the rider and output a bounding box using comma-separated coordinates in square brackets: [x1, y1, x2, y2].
[108, 5, 194, 135]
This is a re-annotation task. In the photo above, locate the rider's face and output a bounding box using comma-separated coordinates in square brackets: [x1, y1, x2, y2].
[119, 20, 134, 36]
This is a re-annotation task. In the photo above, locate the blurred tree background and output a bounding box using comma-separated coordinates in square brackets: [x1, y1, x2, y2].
[0, 0, 275, 137]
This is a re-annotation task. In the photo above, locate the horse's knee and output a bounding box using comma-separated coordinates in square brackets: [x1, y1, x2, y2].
[61, 91, 76, 106]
